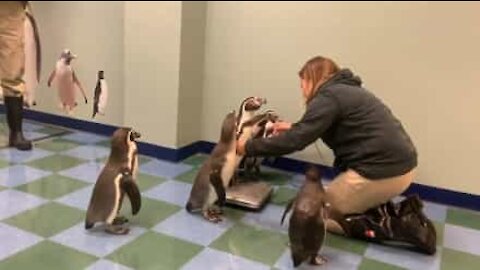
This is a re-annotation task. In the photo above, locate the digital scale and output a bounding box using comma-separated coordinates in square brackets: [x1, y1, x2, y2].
[225, 180, 273, 210]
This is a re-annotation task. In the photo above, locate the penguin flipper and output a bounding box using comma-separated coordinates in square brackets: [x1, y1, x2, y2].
[72, 71, 88, 104]
[121, 172, 142, 215]
[281, 197, 296, 225]
[210, 169, 226, 207]
[47, 69, 56, 87]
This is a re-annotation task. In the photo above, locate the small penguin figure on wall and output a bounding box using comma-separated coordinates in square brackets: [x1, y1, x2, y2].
[92, 70, 108, 119]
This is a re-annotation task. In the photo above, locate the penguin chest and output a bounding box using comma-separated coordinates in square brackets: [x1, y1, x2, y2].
[97, 80, 108, 114]
[221, 150, 237, 187]
[56, 65, 75, 105]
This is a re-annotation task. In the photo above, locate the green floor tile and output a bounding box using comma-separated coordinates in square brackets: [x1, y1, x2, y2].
[36, 138, 81, 152]
[441, 248, 480, 270]
[4, 202, 85, 237]
[95, 139, 111, 148]
[358, 258, 406, 270]
[434, 221, 444, 246]
[107, 231, 202, 270]
[97, 155, 153, 166]
[210, 223, 288, 266]
[223, 206, 247, 221]
[258, 169, 292, 186]
[182, 154, 208, 167]
[0, 241, 97, 270]
[26, 154, 86, 172]
[324, 233, 368, 255]
[119, 197, 181, 228]
[271, 186, 297, 206]
[175, 167, 199, 184]
[446, 208, 480, 231]
[137, 173, 165, 192]
[15, 174, 89, 199]
[0, 158, 9, 169]
[37, 126, 70, 136]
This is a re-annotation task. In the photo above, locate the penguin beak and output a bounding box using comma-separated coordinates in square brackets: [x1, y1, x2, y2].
[131, 131, 141, 139]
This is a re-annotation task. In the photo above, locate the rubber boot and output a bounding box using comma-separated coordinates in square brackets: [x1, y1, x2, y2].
[338, 194, 437, 255]
[4, 96, 32, 151]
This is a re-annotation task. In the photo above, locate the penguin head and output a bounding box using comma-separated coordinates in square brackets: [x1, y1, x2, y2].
[264, 109, 280, 122]
[240, 97, 267, 113]
[220, 110, 237, 143]
[60, 49, 77, 64]
[305, 166, 323, 184]
[98, 70, 105, 80]
[110, 127, 140, 161]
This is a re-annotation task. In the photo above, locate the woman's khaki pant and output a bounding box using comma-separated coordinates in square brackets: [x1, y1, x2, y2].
[325, 168, 416, 234]
[0, 1, 26, 97]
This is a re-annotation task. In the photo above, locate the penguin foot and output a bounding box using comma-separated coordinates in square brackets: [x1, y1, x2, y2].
[309, 254, 327, 265]
[203, 210, 222, 223]
[113, 216, 129, 225]
[105, 225, 130, 235]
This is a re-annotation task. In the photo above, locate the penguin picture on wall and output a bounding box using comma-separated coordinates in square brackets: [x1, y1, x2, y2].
[23, 4, 41, 108]
[47, 49, 88, 115]
[92, 70, 108, 119]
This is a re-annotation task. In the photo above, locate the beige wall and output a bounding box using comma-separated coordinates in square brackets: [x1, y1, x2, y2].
[177, 1, 207, 147]
[201, 1, 480, 194]
[124, 1, 182, 148]
[31, 1, 125, 126]
[27, 2, 480, 195]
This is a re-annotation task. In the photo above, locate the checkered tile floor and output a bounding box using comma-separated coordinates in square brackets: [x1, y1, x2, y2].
[0, 118, 479, 269]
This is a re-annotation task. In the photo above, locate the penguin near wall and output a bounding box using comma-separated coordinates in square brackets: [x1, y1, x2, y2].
[23, 4, 41, 108]
[281, 166, 329, 268]
[92, 70, 108, 119]
[47, 49, 88, 115]
[85, 127, 141, 235]
[186, 111, 237, 223]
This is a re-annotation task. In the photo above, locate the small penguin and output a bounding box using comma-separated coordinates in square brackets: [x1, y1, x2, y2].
[92, 70, 108, 119]
[242, 110, 280, 177]
[47, 49, 88, 115]
[186, 111, 237, 223]
[85, 128, 141, 235]
[281, 166, 329, 268]
[23, 5, 41, 108]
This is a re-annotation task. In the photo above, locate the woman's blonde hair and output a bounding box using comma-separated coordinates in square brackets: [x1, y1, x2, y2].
[298, 56, 340, 102]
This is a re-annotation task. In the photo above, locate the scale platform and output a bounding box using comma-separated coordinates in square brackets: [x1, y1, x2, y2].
[225, 181, 273, 210]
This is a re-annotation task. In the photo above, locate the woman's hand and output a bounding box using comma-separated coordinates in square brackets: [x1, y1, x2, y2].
[236, 137, 247, 156]
[272, 121, 292, 135]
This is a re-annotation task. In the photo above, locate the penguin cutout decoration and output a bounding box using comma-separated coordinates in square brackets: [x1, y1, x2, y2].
[92, 70, 108, 119]
[186, 111, 238, 223]
[85, 128, 142, 235]
[47, 49, 88, 115]
[23, 4, 41, 108]
[281, 166, 329, 268]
